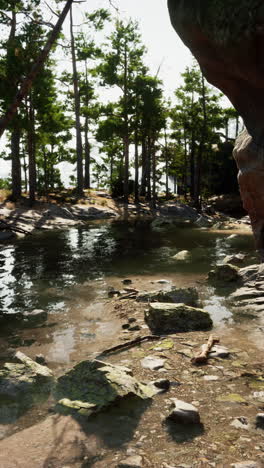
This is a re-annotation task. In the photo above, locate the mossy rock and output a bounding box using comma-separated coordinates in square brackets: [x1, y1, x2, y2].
[145, 302, 212, 334]
[137, 287, 199, 307]
[55, 360, 155, 417]
[208, 263, 240, 282]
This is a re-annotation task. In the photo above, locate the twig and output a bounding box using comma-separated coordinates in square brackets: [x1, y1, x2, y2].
[191, 335, 220, 365]
[98, 335, 162, 356]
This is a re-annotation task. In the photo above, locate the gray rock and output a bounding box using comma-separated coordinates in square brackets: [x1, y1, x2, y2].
[117, 455, 143, 468]
[208, 263, 240, 282]
[22, 309, 48, 326]
[166, 399, 200, 424]
[129, 325, 141, 331]
[194, 215, 212, 228]
[201, 344, 230, 358]
[222, 254, 246, 266]
[203, 375, 219, 381]
[55, 360, 155, 416]
[0, 352, 54, 421]
[159, 203, 199, 221]
[156, 279, 170, 284]
[230, 417, 250, 430]
[145, 302, 212, 334]
[128, 318, 136, 324]
[137, 286, 199, 307]
[140, 356, 166, 371]
[252, 391, 264, 402]
[172, 250, 191, 261]
[231, 462, 261, 468]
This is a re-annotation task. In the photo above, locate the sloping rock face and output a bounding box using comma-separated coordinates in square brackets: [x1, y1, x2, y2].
[230, 264, 264, 316]
[145, 302, 212, 334]
[167, 0, 264, 257]
[55, 360, 155, 416]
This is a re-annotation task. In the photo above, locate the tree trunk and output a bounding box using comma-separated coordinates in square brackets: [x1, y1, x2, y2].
[11, 123, 21, 200]
[28, 96, 36, 204]
[23, 152, 28, 193]
[194, 75, 207, 209]
[70, 6, 83, 197]
[164, 128, 169, 200]
[140, 136, 147, 197]
[123, 41, 129, 203]
[84, 64, 90, 189]
[146, 135, 152, 201]
[152, 142, 157, 209]
[134, 127, 139, 203]
[0, 0, 74, 138]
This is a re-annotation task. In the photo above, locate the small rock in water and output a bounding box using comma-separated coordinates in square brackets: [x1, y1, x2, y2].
[172, 250, 191, 261]
[141, 356, 166, 371]
[256, 413, 264, 427]
[156, 279, 170, 284]
[22, 309, 48, 326]
[122, 279, 132, 285]
[166, 399, 200, 424]
[35, 354, 47, 365]
[117, 455, 143, 468]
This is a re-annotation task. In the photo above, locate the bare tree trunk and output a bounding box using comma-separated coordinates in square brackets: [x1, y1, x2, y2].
[194, 75, 207, 209]
[23, 152, 28, 193]
[140, 136, 147, 197]
[70, 6, 83, 197]
[0, 0, 74, 138]
[134, 127, 139, 203]
[146, 135, 152, 201]
[123, 41, 129, 203]
[164, 128, 169, 200]
[28, 96, 36, 204]
[11, 123, 21, 200]
[152, 143, 157, 209]
[84, 63, 90, 189]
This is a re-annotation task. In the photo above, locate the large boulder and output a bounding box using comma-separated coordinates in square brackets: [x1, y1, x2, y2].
[136, 286, 199, 307]
[55, 360, 155, 416]
[0, 352, 54, 422]
[145, 302, 212, 334]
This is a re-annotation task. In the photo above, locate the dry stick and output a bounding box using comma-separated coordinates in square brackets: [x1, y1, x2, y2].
[191, 334, 220, 365]
[98, 335, 163, 356]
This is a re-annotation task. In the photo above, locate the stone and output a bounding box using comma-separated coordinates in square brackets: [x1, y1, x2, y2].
[231, 417, 250, 430]
[159, 203, 199, 221]
[152, 378, 170, 391]
[194, 215, 212, 228]
[22, 309, 48, 326]
[35, 354, 47, 365]
[145, 302, 212, 334]
[140, 356, 166, 371]
[201, 344, 229, 359]
[129, 325, 141, 331]
[122, 279, 132, 285]
[203, 375, 219, 381]
[137, 286, 199, 307]
[117, 455, 143, 468]
[172, 250, 191, 261]
[231, 463, 261, 468]
[156, 279, 170, 284]
[256, 413, 264, 426]
[0, 352, 54, 421]
[166, 399, 200, 424]
[208, 263, 240, 282]
[55, 360, 155, 416]
[222, 254, 246, 266]
[122, 323, 130, 330]
[128, 318, 136, 324]
[252, 391, 264, 402]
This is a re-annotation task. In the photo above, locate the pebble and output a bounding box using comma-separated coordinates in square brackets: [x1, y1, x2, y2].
[166, 399, 200, 424]
[117, 455, 143, 468]
[35, 354, 47, 365]
[122, 279, 132, 285]
[230, 417, 250, 430]
[256, 413, 264, 426]
[153, 378, 170, 391]
[128, 317, 137, 323]
[140, 356, 166, 370]
[203, 375, 219, 381]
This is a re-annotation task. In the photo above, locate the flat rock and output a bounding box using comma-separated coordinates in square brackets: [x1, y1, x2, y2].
[117, 455, 143, 468]
[22, 309, 48, 326]
[145, 302, 212, 334]
[201, 344, 230, 358]
[203, 375, 219, 381]
[230, 417, 250, 430]
[166, 399, 200, 424]
[140, 356, 166, 371]
[223, 254, 246, 266]
[55, 360, 155, 416]
[137, 286, 199, 307]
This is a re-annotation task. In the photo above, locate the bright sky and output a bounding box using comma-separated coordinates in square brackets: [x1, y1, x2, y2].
[1, 0, 194, 180]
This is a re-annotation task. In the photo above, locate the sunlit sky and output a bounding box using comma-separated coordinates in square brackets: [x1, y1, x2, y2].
[0, 0, 194, 180]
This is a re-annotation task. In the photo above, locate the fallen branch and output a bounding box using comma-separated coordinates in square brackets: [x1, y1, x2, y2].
[98, 335, 162, 355]
[191, 334, 220, 365]
[0, 219, 32, 235]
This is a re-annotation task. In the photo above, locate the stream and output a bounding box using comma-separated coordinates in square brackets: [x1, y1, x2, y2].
[0, 218, 256, 441]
